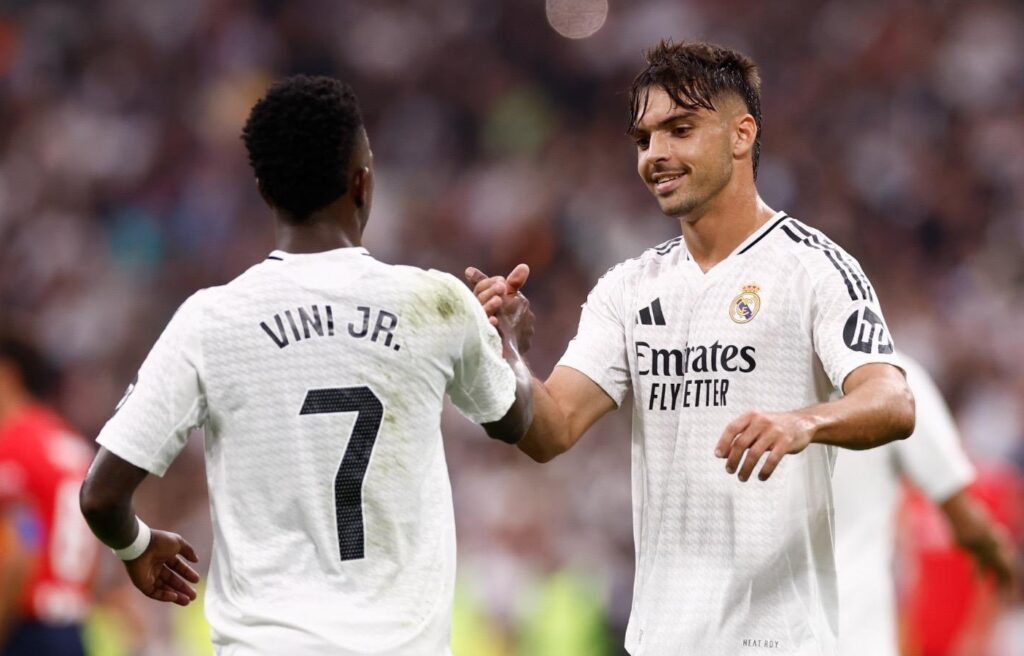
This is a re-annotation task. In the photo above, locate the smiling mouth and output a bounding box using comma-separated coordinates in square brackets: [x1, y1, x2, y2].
[652, 173, 685, 194]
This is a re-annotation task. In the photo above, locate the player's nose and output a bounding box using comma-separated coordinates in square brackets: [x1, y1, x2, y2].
[648, 132, 672, 160]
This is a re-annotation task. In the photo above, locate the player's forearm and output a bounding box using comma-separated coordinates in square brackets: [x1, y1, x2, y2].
[941, 490, 1018, 592]
[79, 448, 149, 549]
[483, 349, 535, 444]
[80, 494, 140, 549]
[942, 491, 1002, 555]
[804, 373, 915, 450]
[516, 376, 575, 463]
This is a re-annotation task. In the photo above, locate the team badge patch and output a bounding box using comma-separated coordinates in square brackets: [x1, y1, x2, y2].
[730, 283, 761, 323]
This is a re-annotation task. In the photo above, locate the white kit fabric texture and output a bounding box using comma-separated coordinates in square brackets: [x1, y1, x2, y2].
[97, 247, 515, 655]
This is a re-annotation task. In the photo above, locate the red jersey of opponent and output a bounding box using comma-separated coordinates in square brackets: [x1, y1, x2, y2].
[0, 405, 97, 622]
[900, 466, 1023, 656]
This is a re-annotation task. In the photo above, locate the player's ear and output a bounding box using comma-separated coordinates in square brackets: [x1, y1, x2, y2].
[351, 167, 372, 210]
[350, 127, 373, 211]
[733, 113, 757, 161]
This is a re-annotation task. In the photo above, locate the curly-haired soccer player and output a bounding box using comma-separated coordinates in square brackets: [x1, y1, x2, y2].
[80, 76, 533, 655]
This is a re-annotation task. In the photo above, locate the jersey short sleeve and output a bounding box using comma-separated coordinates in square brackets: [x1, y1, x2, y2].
[809, 250, 900, 390]
[445, 278, 517, 425]
[894, 356, 975, 502]
[96, 292, 208, 476]
[557, 264, 632, 406]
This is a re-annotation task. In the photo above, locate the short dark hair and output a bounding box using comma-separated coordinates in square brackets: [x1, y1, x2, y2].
[0, 334, 58, 400]
[628, 40, 763, 177]
[242, 75, 364, 221]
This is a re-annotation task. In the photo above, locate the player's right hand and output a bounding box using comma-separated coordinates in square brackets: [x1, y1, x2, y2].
[123, 529, 200, 606]
[465, 264, 535, 353]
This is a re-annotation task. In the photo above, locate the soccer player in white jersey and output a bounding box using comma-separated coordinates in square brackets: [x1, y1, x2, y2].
[77, 76, 533, 655]
[467, 41, 916, 655]
[833, 353, 1017, 656]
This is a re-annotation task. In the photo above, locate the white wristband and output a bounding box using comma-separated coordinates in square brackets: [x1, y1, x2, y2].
[113, 518, 152, 561]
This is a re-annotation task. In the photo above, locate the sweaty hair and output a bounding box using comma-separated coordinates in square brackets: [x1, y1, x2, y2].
[0, 334, 58, 400]
[242, 75, 364, 222]
[628, 40, 763, 177]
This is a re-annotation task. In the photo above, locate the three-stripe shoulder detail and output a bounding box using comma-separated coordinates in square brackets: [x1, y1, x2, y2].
[780, 218, 874, 301]
[595, 236, 683, 287]
[652, 236, 683, 257]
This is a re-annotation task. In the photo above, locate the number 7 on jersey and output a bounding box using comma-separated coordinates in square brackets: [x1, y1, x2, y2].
[300, 386, 383, 562]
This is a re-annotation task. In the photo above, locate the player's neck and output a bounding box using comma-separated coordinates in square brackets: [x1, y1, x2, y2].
[274, 209, 364, 254]
[679, 190, 775, 273]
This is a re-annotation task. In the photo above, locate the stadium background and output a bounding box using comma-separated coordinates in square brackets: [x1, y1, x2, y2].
[0, 0, 1022, 653]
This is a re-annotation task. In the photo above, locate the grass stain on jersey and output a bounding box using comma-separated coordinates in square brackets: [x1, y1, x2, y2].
[436, 292, 458, 320]
[402, 281, 463, 331]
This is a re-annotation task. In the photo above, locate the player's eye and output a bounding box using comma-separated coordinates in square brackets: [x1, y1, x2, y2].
[635, 136, 650, 150]
[673, 125, 692, 137]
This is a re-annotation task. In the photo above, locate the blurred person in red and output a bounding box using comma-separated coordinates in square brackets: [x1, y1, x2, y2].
[900, 463, 1022, 656]
[0, 334, 98, 655]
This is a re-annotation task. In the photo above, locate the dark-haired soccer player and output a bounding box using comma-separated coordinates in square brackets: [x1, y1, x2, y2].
[0, 335, 97, 656]
[79, 76, 533, 655]
[468, 41, 915, 655]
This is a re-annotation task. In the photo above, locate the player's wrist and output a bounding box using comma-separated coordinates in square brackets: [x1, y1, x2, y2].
[113, 517, 152, 561]
[794, 409, 826, 446]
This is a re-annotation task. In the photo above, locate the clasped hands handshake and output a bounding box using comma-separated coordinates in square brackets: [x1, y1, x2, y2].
[463, 263, 812, 483]
[464, 263, 535, 355]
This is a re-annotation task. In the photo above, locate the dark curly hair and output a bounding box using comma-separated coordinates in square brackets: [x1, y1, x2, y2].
[628, 40, 762, 178]
[242, 75, 364, 222]
[0, 333, 58, 400]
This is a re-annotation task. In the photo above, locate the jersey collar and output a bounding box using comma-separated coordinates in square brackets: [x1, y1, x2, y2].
[679, 210, 788, 278]
[266, 247, 371, 262]
[734, 211, 789, 256]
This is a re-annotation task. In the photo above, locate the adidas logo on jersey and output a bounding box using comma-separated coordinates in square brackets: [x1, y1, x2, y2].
[637, 298, 666, 326]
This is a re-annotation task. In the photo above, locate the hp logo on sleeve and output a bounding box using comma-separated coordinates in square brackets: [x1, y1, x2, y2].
[843, 307, 894, 354]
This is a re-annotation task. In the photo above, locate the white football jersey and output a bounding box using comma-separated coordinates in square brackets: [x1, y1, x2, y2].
[96, 247, 516, 655]
[559, 212, 900, 656]
[833, 354, 974, 656]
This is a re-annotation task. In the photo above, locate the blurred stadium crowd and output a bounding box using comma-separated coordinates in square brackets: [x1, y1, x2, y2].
[0, 0, 1022, 654]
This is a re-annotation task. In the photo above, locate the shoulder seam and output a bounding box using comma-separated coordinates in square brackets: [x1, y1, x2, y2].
[779, 218, 875, 302]
[595, 235, 684, 284]
[651, 236, 683, 256]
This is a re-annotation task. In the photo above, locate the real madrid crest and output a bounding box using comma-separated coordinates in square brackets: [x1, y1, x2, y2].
[730, 283, 761, 323]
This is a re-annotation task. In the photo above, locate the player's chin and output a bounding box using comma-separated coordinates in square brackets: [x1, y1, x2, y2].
[657, 196, 693, 218]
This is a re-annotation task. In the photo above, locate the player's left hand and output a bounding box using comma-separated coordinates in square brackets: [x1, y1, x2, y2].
[715, 410, 815, 482]
[971, 522, 1019, 600]
[123, 529, 201, 606]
